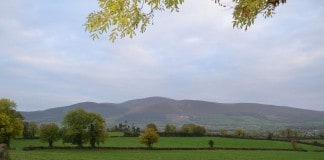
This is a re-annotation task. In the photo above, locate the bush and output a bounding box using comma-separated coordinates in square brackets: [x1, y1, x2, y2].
[235, 128, 245, 137]
[208, 140, 214, 148]
[180, 124, 206, 136]
[124, 131, 140, 137]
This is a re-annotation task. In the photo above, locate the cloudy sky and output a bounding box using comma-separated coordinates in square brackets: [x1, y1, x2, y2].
[1, 0, 324, 111]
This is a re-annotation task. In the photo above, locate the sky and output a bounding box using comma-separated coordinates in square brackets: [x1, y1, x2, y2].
[1, 0, 324, 111]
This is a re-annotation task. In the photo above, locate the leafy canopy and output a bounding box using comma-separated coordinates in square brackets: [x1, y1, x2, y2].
[0, 98, 23, 147]
[180, 123, 206, 136]
[61, 109, 107, 147]
[146, 123, 158, 131]
[88, 113, 107, 148]
[39, 123, 60, 147]
[164, 124, 176, 133]
[23, 121, 38, 139]
[85, 0, 287, 41]
[139, 127, 160, 148]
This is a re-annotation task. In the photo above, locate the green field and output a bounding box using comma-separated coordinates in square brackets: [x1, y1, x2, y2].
[11, 137, 323, 150]
[108, 132, 124, 137]
[10, 150, 324, 160]
[96, 137, 322, 151]
[9, 136, 324, 160]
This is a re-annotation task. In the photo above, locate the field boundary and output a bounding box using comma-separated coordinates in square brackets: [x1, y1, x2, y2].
[22, 146, 307, 152]
[296, 140, 324, 147]
[314, 150, 324, 152]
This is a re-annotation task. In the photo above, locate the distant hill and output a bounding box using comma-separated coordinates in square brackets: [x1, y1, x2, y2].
[20, 97, 324, 130]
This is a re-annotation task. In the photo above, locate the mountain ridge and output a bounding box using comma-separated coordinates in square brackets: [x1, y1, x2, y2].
[20, 97, 324, 129]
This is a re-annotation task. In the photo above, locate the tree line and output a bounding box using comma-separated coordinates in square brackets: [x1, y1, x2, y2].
[0, 98, 107, 148]
[0, 98, 206, 148]
[0, 98, 159, 148]
[1, 98, 323, 149]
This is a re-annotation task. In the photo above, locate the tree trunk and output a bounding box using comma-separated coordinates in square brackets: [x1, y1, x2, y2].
[90, 137, 96, 148]
[0, 144, 9, 160]
[148, 143, 152, 149]
[48, 140, 53, 147]
[2, 136, 10, 149]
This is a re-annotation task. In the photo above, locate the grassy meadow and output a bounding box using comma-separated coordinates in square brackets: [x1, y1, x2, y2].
[9, 134, 324, 160]
[11, 137, 323, 150]
[10, 150, 324, 160]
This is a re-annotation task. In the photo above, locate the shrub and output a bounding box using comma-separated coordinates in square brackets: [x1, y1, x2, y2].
[180, 124, 206, 136]
[208, 140, 214, 148]
[235, 128, 245, 137]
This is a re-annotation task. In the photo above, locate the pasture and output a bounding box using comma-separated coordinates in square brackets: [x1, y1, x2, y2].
[10, 150, 324, 160]
[9, 136, 324, 160]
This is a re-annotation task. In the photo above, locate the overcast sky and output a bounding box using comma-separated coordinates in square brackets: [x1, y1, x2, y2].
[1, 0, 324, 111]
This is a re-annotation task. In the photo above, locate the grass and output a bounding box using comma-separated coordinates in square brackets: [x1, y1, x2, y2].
[9, 136, 324, 160]
[11, 137, 324, 151]
[108, 132, 124, 137]
[100, 137, 323, 151]
[10, 150, 324, 160]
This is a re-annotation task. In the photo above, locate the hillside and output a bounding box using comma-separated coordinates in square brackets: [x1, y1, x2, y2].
[20, 97, 324, 130]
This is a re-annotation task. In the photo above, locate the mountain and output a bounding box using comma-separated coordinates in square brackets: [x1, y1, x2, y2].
[20, 97, 324, 130]
[21, 102, 127, 124]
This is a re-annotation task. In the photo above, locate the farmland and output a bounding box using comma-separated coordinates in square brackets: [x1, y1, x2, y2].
[10, 150, 324, 160]
[9, 136, 324, 160]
